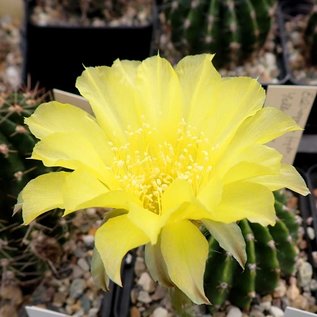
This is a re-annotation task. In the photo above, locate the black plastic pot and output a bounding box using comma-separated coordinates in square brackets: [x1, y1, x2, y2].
[278, 1, 317, 85]
[304, 165, 317, 275]
[98, 252, 136, 317]
[22, 0, 157, 93]
[277, 3, 317, 135]
[278, 0, 313, 18]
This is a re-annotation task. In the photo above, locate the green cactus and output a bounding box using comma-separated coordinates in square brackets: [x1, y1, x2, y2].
[163, 0, 276, 68]
[305, 1, 317, 65]
[204, 190, 299, 311]
[0, 87, 68, 298]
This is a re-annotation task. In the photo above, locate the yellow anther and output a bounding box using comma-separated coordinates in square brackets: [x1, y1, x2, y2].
[111, 121, 213, 213]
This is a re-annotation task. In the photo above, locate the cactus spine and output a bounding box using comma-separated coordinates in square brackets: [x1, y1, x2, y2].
[204, 190, 299, 311]
[164, 0, 276, 67]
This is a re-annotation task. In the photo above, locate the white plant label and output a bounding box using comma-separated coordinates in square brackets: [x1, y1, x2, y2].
[25, 306, 70, 317]
[285, 307, 317, 317]
[53, 89, 92, 114]
[264, 85, 317, 164]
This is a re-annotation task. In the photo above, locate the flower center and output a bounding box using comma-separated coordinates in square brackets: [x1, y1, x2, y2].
[110, 121, 212, 213]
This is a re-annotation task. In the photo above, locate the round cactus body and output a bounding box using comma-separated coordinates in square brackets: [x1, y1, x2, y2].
[0, 88, 68, 298]
[164, 0, 276, 67]
[204, 190, 299, 311]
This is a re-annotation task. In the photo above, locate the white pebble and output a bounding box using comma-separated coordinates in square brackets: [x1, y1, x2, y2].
[137, 272, 155, 292]
[260, 301, 271, 311]
[227, 306, 242, 317]
[270, 306, 284, 317]
[77, 258, 90, 271]
[5, 66, 20, 89]
[298, 261, 313, 287]
[310, 279, 317, 291]
[265, 52, 276, 68]
[152, 307, 169, 317]
[88, 308, 99, 317]
[307, 227, 315, 240]
[137, 290, 152, 304]
[82, 235, 94, 247]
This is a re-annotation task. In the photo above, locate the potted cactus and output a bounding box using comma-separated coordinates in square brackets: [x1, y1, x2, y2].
[0, 87, 115, 316]
[0, 86, 70, 315]
[22, 0, 156, 93]
[125, 189, 317, 316]
[157, 0, 286, 84]
[204, 191, 299, 311]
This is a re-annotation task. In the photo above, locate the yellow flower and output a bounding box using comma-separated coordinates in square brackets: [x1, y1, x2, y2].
[17, 54, 309, 305]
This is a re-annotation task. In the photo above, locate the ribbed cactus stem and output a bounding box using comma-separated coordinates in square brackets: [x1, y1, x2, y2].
[204, 237, 237, 310]
[222, 0, 240, 66]
[269, 219, 298, 276]
[0, 115, 35, 156]
[164, 0, 276, 67]
[229, 220, 256, 310]
[205, 0, 220, 50]
[275, 200, 299, 242]
[183, 0, 206, 52]
[0, 131, 28, 197]
[204, 191, 298, 311]
[0, 88, 69, 297]
[250, 222, 280, 294]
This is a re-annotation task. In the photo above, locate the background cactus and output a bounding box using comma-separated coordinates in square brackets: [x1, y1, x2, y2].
[31, 0, 153, 26]
[204, 190, 300, 311]
[304, 1, 317, 65]
[0, 86, 69, 312]
[162, 0, 277, 68]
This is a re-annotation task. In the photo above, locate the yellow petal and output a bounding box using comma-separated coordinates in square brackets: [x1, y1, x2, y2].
[128, 203, 161, 244]
[145, 241, 174, 287]
[203, 77, 265, 147]
[214, 182, 275, 226]
[221, 145, 282, 184]
[160, 220, 210, 305]
[161, 179, 194, 216]
[76, 59, 151, 141]
[202, 220, 247, 268]
[76, 65, 129, 144]
[31, 132, 119, 189]
[251, 164, 310, 196]
[95, 215, 149, 286]
[135, 55, 182, 140]
[214, 107, 300, 173]
[61, 169, 109, 213]
[175, 53, 220, 122]
[21, 172, 68, 224]
[75, 190, 139, 213]
[91, 247, 110, 291]
[229, 107, 301, 148]
[25, 101, 113, 163]
[197, 175, 223, 212]
[161, 179, 211, 223]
